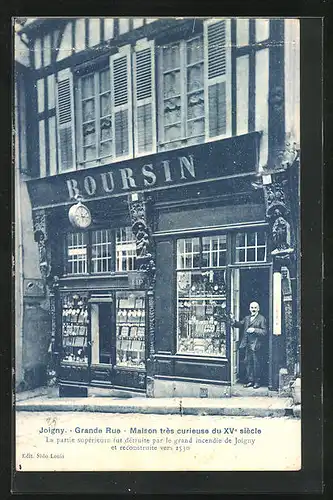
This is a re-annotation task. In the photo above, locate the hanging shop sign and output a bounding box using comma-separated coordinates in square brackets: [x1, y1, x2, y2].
[27, 132, 260, 209]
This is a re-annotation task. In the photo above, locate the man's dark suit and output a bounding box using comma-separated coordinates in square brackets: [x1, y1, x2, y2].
[233, 313, 267, 385]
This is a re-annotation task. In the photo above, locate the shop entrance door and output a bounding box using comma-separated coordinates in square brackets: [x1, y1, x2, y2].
[90, 291, 147, 390]
[231, 267, 270, 385]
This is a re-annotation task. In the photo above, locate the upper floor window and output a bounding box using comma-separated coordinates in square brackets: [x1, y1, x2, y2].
[78, 69, 113, 164]
[54, 19, 231, 174]
[159, 36, 205, 149]
[65, 227, 136, 275]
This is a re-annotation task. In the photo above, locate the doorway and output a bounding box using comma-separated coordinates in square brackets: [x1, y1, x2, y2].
[231, 267, 270, 386]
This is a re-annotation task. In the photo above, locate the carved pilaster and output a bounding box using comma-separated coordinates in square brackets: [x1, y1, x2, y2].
[127, 193, 156, 289]
[281, 266, 297, 373]
[262, 174, 295, 268]
[32, 208, 52, 282]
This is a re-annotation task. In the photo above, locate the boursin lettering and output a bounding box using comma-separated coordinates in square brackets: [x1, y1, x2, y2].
[66, 155, 196, 200]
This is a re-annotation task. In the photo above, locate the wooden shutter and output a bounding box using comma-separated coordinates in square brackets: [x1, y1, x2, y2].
[110, 45, 133, 160]
[56, 68, 76, 172]
[204, 18, 232, 141]
[133, 38, 156, 157]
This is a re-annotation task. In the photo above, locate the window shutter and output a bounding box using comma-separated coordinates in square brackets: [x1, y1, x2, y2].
[56, 68, 76, 172]
[110, 45, 133, 160]
[204, 18, 231, 141]
[133, 38, 156, 156]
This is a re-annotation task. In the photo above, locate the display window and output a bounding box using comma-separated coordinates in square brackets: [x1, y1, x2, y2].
[61, 291, 146, 370]
[61, 293, 89, 363]
[116, 291, 146, 368]
[176, 235, 227, 357]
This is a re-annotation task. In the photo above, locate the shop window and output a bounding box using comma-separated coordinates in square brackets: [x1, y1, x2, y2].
[64, 226, 136, 275]
[61, 293, 89, 364]
[235, 230, 267, 263]
[116, 227, 137, 271]
[116, 291, 146, 368]
[176, 235, 227, 357]
[66, 232, 88, 274]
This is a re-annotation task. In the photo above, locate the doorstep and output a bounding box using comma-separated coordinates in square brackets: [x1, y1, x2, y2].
[15, 392, 298, 418]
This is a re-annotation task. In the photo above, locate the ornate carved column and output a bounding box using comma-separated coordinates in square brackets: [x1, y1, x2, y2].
[281, 265, 296, 373]
[127, 192, 156, 288]
[260, 167, 298, 390]
[32, 208, 59, 386]
[127, 193, 156, 397]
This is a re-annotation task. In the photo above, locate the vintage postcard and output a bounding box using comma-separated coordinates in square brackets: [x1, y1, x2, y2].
[14, 16, 303, 476]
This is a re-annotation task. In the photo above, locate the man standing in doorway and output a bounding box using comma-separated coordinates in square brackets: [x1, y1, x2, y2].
[230, 302, 267, 389]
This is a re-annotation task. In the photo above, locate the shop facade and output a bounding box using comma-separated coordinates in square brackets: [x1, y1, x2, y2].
[15, 17, 300, 397]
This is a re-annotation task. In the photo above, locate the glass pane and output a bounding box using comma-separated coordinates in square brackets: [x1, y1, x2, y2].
[164, 71, 180, 99]
[187, 94, 204, 119]
[116, 291, 146, 368]
[82, 74, 94, 99]
[84, 145, 97, 161]
[257, 247, 266, 261]
[163, 43, 180, 71]
[219, 250, 226, 266]
[247, 248, 255, 262]
[257, 231, 266, 245]
[82, 99, 95, 122]
[100, 117, 112, 140]
[236, 233, 245, 247]
[247, 232, 255, 246]
[193, 253, 200, 268]
[192, 238, 200, 253]
[100, 140, 112, 157]
[236, 248, 245, 262]
[99, 68, 110, 93]
[100, 93, 111, 117]
[187, 65, 204, 92]
[164, 97, 181, 125]
[185, 239, 192, 252]
[187, 37, 203, 64]
[202, 252, 210, 268]
[202, 237, 210, 252]
[83, 122, 96, 144]
[187, 118, 204, 137]
[164, 124, 181, 142]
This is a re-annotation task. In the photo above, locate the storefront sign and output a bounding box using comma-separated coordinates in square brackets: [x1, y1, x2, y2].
[27, 132, 260, 209]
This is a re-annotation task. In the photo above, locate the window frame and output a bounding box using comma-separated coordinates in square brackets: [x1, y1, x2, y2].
[76, 65, 114, 168]
[234, 230, 268, 264]
[157, 33, 205, 150]
[63, 226, 136, 276]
